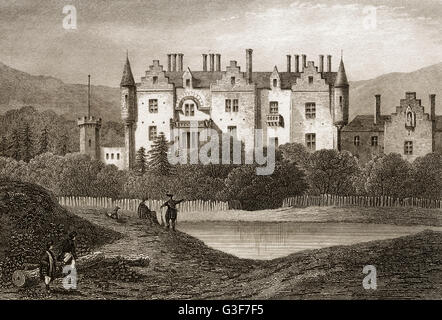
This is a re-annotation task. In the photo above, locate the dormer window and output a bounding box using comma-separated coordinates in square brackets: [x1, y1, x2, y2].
[273, 79, 277, 87]
[308, 76, 314, 84]
[153, 76, 158, 84]
[186, 79, 191, 87]
[231, 77, 235, 85]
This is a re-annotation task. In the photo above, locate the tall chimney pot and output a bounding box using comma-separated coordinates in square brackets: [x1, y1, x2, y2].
[374, 94, 381, 125]
[294, 55, 299, 73]
[327, 55, 332, 72]
[302, 54, 307, 72]
[430, 94, 436, 121]
[286, 55, 292, 72]
[172, 54, 177, 71]
[202, 54, 208, 71]
[216, 54, 221, 71]
[177, 53, 183, 72]
[209, 54, 215, 72]
[167, 54, 172, 72]
[246, 49, 253, 84]
[319, 55, 324, 73]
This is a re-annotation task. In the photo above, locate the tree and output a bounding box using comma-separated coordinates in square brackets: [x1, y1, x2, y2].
[219, 160, 307, 210]
[365, 153, 412, 197]
[0, 136, 7, 157]
[21, 123, 34, 162]
[135, 147, 148, 174]
[306, 149, 360, 195]
[410, 153, 442, 199]
[38, 127, 49, 155]
[147, 132, 173, 175]
[278, 143, 310, 169]
[7, 129, 21, 161]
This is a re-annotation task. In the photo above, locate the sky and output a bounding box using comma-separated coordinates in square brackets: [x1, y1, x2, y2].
[0, 0, 441, 87]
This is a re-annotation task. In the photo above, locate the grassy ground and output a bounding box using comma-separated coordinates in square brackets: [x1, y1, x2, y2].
[171, 206, 442, 227]
[1, 207, 440, 300]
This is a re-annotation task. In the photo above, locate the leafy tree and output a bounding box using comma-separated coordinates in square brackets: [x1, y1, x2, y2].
[38, 127, 49, 155]
[365, 153, 412, 197]
[410, 153, 442, 199]
[135, 147, 148, 174]
[278, 143, 310, 169]
[219, 160, 307, 210]
[306, 149, 360, 195]
[147, 132, 172, 175]
[0, 136, 7, 157]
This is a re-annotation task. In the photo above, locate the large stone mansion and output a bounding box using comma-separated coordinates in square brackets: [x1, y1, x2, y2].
[77, 49, 437, 169]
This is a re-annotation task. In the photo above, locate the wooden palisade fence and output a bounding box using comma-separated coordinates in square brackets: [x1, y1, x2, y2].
[58, 196, 241, 214]
[282, 194, 442, 209]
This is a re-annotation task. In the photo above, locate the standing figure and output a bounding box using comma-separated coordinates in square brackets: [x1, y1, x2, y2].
[137, 199, 149, 219]
[161, 193, 184, 231]
[58, 231, 78, 268]
[39, 240, 57, 294]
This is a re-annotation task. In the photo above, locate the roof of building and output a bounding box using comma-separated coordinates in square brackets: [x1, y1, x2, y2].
[120, 56, 135, 87]
[334, 59, 348, 87]
[160, 71, 337, 89]
[342, 115, 391, 132]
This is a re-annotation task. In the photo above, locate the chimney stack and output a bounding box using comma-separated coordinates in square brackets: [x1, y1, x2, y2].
[216, 54, 221, 71]
[430, 94, 436, 121]
[202, 54, 208, 71]
[172, 54, 177, 71]
[302, 54, 306, 71]
[319, 55, 324, 73]
[167, 54, 172, 72]
[294, 55, 299, 73]
[246, 49, 253, 84]
[327, 55, 332, 72]
[177, 53, 183, 72]
[374, 94, 381, 125]
[209, 54, 215, 72]
[286, 55, 292, 72]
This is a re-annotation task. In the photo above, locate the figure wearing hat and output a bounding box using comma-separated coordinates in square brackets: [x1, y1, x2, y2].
[58, 231, 78, 268]
[138, 198, 158, 225]
[160, 193, 184, 231]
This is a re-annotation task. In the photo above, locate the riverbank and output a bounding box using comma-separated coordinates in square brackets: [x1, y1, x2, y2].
[2, 207, 440, 300]
[166, 206, 442, 227]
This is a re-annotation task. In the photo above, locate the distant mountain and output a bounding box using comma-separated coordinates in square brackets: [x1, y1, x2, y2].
[0, 62, 120, 121]
[1, 60, 441, 125]
[349, 62, 442, 120]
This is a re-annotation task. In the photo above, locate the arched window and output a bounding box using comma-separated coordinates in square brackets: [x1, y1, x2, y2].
[88, 139, 91, 147]
[273, 79, 277, 87]
[339, 96, 343, 110]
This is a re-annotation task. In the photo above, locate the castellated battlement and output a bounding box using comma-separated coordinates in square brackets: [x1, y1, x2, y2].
[77, 116, 102, 126]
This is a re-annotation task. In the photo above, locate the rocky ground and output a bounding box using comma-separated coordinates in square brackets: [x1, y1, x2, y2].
[1, 207, 440, 300]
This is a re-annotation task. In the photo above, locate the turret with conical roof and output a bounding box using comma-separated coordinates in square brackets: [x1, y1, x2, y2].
[120, 53, 135, 87]
[334, 58, 349, 87]
[333, 54, 349, 130]
[120, 53, 136, 170]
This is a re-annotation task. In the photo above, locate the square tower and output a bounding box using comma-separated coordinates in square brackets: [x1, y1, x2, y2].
[77, 116, 102, 160]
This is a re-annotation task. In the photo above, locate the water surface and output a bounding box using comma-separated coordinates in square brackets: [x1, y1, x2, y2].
[177, 221, 440, 260]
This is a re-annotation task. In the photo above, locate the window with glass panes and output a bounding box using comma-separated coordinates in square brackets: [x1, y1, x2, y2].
[225, 99, 231, 112]
[270, 101, 278, 114]
[354, 136, 360, 146]
[148, 126, 157, 141]
[305, 103, 316, 119]
[149, 99, 158, 113]
[305, 133, 316, 151]
[371, 136, 378, 146]
[184, 103, 195, 116]
[232, 99, 239, 112]
[404, 141, 413, 155]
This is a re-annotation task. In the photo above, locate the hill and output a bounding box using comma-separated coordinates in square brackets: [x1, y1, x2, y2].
[0, 180, 121, 286]
[0, 62, 120, 122]
[349, 62, 442, 120]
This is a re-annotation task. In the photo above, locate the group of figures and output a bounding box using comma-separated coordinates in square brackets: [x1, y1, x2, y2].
[137, 193, 184, 231]
[39, 231, 78, 294]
